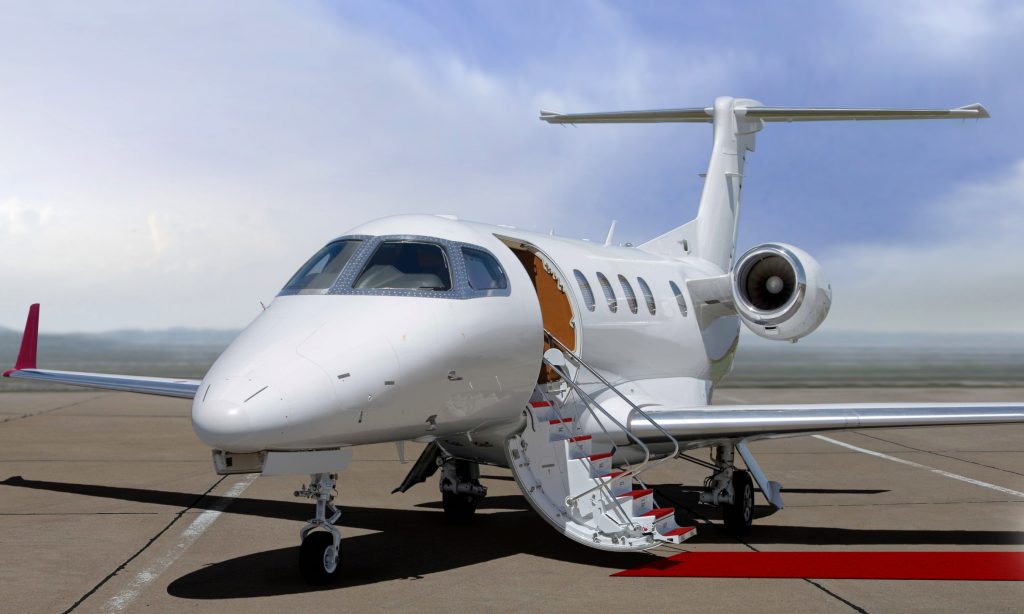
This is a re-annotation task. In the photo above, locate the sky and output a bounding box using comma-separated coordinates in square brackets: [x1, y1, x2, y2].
[1, 0, 1023, 334]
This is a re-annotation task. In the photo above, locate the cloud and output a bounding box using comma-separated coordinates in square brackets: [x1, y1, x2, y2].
[846, 0, 1024, 65]
[0, 1, 749, 331]
[823, 159, 1024, 333]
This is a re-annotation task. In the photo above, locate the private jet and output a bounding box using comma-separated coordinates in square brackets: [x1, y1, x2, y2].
[5, 96, 1022, 584]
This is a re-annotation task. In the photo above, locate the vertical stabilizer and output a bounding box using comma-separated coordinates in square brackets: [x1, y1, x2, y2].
[641, 96, 762, 269]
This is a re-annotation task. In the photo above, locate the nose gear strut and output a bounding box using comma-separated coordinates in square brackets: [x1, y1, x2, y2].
[295, 472, 342, 584]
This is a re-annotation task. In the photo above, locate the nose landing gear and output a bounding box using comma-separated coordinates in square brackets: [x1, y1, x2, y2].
[295, 472, 342, 584]
[438, 458, 487, 524]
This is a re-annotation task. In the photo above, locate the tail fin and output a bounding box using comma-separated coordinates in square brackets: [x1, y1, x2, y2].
[541, 97, 989, 271]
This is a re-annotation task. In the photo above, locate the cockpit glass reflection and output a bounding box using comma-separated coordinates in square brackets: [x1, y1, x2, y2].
[354, 241, 452, 291]
[283, 239, 363, 293]
[462, 247, 508, 291]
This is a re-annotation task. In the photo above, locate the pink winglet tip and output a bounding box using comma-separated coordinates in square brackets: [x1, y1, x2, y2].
[6, 303, 40, 376]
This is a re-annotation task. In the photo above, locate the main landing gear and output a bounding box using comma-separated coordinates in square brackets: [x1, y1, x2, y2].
[295, 472, 342, 585]
[700, 444, 755, 534]
[438, 458, 487, 524]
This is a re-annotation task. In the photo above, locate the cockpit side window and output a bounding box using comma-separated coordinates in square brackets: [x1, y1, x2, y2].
[283, 239, 363, 293]
[354, 241, 452, 291]
[462, 247, 508, 291]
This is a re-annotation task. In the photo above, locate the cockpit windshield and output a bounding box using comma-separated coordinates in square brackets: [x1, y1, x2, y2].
[354, 241, 452, 291]
[283, 239, 363, 293]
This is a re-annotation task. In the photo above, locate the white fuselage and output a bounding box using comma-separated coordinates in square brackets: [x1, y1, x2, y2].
[190, 214, 739, 462]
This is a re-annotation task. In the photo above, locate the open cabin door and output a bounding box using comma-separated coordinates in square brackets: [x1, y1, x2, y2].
[497, 238, 579, 384]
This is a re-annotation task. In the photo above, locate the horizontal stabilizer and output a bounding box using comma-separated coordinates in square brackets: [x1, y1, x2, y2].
[540, 103, 989, 124]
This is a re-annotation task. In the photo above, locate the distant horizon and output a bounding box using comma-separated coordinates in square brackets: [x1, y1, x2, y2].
[3, 323, 1023, 345]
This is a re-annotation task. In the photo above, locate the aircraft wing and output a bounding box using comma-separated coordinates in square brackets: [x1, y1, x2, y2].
[2, 304, 201, 400]
[629, 402, 1024, 449]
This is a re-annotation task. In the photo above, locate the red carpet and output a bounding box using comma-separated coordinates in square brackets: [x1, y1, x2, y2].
[613, 552, 1024, 581]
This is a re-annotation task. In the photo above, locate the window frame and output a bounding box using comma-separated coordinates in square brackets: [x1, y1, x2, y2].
[596, 272, 618, 313]
[574, 270, 596, 312]
[461, 246, 510, 293]
[354, 239, 455, 293]
[618, 274, 638, 314]
[637, 276, 656, 315]
[669, 280, 688, 316]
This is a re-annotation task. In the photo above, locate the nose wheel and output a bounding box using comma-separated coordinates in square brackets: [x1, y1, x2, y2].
[295, 472, 342, 585]
[300, 531, 341, 584]
[438, 458, 487, 524]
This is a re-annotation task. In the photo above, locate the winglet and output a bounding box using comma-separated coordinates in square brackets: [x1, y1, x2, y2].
[4, 304, 39, 377]
[958, 102, 990, 118]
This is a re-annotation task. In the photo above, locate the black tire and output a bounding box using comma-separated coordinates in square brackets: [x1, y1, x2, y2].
[299, 531, 341, 585]
[442, 491, 478, 524]
[721, 470, 754, 534]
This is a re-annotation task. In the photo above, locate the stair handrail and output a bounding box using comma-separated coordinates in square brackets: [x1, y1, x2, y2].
[531, 389, 640, 531]
[542, 358, 652, 521]
[543, 331, 682, 498]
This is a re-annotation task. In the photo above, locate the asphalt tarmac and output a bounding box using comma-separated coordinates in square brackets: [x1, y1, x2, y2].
[1, 388, 1022, 613]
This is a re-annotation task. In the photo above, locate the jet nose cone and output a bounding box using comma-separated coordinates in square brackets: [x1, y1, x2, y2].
[191, 397, 251, 449]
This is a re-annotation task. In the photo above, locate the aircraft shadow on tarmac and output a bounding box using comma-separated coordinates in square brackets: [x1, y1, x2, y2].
[3, 475, 1022, 599]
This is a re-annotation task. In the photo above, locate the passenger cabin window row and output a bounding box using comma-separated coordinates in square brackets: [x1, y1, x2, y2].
[280, 236, 509, 299]
[572, 269, 688, 318]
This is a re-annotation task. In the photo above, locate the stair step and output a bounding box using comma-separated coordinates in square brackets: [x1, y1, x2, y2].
[655, 525, 697, 544]
[530, 401, 552, 408]
[618, 488, 653, 500]
[568, 435, 592, 443]
[660, 526, 696, 538]
[640, 507, 674, 520]
[589, 452, 613, 461]
[549, 418, 572, 425]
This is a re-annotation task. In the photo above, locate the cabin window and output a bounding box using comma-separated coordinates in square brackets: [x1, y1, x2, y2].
[574, 270, 596, 312]
[596, 272, 617, 313]
[462, 247, 508, 291]
[354, 241, 452, 291]
[669, 280, 688, 316]
[637, 277, 656, 315]
[618, 275, 638, 314]
[283, 239, 363, 293]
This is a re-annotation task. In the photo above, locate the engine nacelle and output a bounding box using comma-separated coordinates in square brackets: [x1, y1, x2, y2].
[731, 243, 831, 341]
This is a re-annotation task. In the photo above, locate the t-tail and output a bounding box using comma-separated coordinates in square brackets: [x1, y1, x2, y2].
[540, 96, 989, 271]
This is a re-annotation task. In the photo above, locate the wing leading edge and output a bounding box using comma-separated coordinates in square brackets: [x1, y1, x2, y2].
[2, 304, 202, 399]
[629, 402, 1024, 448]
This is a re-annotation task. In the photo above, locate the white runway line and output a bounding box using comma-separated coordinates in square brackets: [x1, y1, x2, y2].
[814, 435, 1024, 499]
[105, 474, 258, 613]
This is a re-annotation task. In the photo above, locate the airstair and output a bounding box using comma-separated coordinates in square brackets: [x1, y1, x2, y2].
[504, 332, 696, 551]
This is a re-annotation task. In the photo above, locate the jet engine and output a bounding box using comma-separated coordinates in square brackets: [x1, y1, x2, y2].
[731, 243, 831, 341]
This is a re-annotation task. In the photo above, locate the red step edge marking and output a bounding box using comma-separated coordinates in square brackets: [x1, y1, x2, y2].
[4, 303, 39, 377]
[640, 507, 673, 519]
[602, 471, 626, 479]
[619, 488, 654, 499]
[549, 418, 573, 425]
[660, 527, 696, 538]
[530, 401, 552, 408]
[589, 452, 613, 461]
[568, 435, 592, 442]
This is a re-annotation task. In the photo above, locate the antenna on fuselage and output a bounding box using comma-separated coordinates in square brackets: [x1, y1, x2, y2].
[604, 220, 617, 246]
